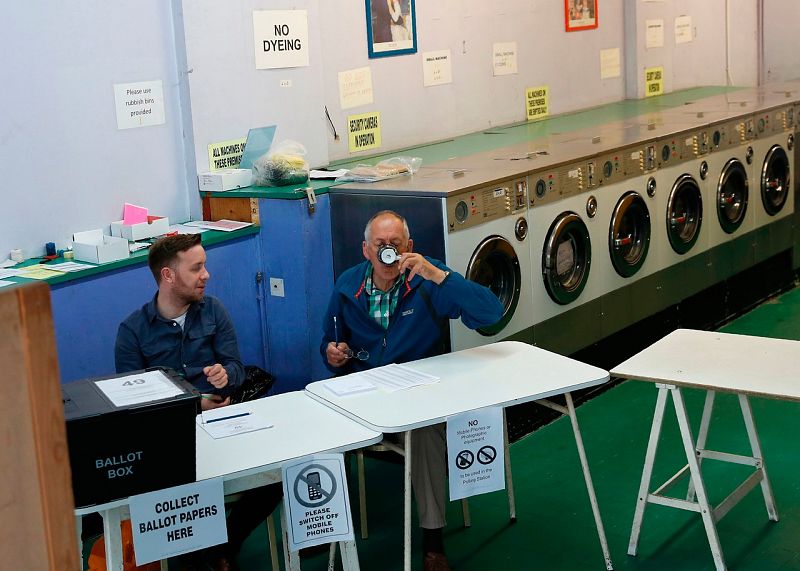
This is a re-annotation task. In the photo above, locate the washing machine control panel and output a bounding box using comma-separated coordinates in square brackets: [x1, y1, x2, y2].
[528, 145, 649, 207]
[446, 177, 528, 232]
[754, 105, 794, 138]
[707, 119, 751, 152]
[655, 130, 703, 168]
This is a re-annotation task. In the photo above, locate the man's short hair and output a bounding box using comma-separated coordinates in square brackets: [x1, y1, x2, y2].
[363, 210, 410, 242]
[148, 234, 202, 284]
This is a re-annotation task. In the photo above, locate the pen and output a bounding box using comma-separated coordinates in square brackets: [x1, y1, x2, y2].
[333, 316, 339, 346]
[206, 412, 250, 424]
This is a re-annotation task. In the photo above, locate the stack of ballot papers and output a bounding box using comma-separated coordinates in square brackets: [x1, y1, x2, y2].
[324, 363, 439, 396]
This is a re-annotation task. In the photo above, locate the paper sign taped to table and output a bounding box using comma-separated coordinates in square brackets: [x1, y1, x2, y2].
[282, 453, 354, 551]
[446, 406, 505, 501]
[94, 370, 183, 407]
[197, 408, 273, 439]
[129, 478, 226, 564]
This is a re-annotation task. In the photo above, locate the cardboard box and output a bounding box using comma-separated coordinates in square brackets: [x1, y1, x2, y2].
[111, 215, 170, 241]
[63, 368, 199, 507]
[72, 229, 129, 264]
[198, 168, 253, 191]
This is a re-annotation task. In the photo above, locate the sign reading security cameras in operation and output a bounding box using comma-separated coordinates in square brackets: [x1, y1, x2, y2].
[446, 406, 505, 500]
[253, 10, 309, 69]
[282, 453, 355, 551]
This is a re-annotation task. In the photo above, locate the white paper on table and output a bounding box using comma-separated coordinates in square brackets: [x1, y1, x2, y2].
[0, 280, 15, 288]
[197, 408, 273, 439]
[360, 363, 440, 392]
[45, 262, 96, 272]
[169, 223, 209, 235]
[324, 375, 377, 397]
[95, 370, 183, 407]
[0, 259, 17, 269]
[0, 268, 24, 279]
[184, 220, 253, 232]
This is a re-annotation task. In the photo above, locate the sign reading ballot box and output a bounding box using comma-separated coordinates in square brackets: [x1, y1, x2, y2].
[130, 478, 227, 565]
[282, 454, 354, 551]
[446, 406, 505, 501]
[63, 368, 199, 507]
[73, 229, 129, 264]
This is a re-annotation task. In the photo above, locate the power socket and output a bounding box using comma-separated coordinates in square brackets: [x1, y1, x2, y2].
[269, 277, 285, 297]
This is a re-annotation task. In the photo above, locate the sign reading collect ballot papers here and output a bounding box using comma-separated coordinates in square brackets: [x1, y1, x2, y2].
[282, 454, 354, 551]
[130, 478, 226, 565]
[446, 407, 505, 500]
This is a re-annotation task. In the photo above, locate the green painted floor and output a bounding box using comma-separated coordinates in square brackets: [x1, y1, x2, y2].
[128, 285, 800, 570]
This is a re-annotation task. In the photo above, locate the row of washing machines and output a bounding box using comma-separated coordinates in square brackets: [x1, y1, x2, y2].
[329, 83, 798, 356]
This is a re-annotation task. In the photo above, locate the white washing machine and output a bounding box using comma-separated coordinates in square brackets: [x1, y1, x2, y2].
[652, 125, 709, 266]
[701, 114, 757, 248]
[751, 104, 795, 231]
[528, 138, 657, 315]
[330, 168, 534, 352]
[649, 124, 712, 305]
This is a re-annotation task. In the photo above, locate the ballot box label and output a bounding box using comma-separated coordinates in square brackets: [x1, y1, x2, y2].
[129, 478, 226, 564]
[447, 407, 505, 501]
[282, 454, 354, 551]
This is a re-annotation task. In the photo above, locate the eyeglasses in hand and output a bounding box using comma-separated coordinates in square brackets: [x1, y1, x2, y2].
[344, 347, 369, 361]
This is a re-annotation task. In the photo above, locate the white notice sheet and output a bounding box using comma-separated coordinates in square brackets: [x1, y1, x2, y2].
[95, 370, 183, 407]
[360, 364, 439, 392]
[197, 408, 273, 439]
[323, 375, 377, 397]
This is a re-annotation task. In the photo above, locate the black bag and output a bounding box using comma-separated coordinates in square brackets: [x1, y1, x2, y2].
[231, 365, 275, 404]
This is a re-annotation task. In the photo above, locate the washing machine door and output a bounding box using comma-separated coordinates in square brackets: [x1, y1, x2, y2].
[609, 191, 651, 277]
[667, 174, 703, 254]
[761, 145, 790, 216]
[717, 158, 749, 234]
[542, 212, 591, 305]
[465, 235, 521, 336]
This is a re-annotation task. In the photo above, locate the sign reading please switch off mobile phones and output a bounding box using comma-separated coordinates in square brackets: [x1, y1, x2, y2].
[282, 453, 354, 551]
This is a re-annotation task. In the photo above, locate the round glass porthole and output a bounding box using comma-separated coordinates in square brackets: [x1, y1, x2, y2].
[717, 159, 749, 234]
[609, 192, 651, 278]
[466, 236, 521, 336]
[542, 212, 591, 305]
[667, 174, 703, 254]
[761, 145, 790, 216]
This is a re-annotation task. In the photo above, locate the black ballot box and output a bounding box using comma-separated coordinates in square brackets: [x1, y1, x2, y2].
[63, 367, 200, 508]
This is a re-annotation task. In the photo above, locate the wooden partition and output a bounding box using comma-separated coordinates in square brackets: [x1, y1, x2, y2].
[0, 283, 77, 569]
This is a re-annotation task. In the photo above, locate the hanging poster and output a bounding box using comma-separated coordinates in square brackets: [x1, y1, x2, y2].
[645, 67, 664, 97]
[565, 0, 598, 32]
[253, 10, 310, 69]
[366, 0, 417, 58]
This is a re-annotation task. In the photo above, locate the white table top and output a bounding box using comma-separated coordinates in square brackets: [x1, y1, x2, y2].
[305, 341, 610, 432]
[75, 392, 382, 516]
[196, 391, 383, 481]
[610, 329, 800, 401]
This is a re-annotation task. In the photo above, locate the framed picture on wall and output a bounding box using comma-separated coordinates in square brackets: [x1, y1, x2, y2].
[565, 0, 598, 32]
[366, 0, 417, 58]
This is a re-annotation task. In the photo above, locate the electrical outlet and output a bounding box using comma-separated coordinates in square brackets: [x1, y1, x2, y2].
[279, 79, 292, 88]
[269, 277, 285, 297]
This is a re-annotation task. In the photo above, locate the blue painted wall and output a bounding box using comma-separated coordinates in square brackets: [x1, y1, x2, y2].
[259, 194, 334, 391]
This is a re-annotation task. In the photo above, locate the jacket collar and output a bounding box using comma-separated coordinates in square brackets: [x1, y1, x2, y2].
[144, 291, 205, 323]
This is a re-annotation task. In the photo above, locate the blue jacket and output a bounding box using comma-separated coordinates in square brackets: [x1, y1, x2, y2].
[320, 259, 504, 375]
[115, 294, 244, 394]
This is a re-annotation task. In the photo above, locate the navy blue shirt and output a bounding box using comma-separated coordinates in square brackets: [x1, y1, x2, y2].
[115, 294, 244, 394]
